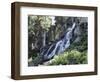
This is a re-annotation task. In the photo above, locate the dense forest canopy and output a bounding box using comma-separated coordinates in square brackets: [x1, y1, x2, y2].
[28, 15, 88, 66]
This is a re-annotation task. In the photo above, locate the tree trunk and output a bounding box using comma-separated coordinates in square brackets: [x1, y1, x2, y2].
[42, 31, 46, 47]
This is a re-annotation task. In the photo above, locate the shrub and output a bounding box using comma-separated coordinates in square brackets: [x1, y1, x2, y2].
[47, 50, 87, 65]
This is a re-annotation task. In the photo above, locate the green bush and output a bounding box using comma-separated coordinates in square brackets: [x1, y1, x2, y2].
[48, 50, 87, 65]
[49, 52, 68, 65]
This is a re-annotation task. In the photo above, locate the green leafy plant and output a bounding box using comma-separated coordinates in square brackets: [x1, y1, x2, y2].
[47, 50, 87, 65]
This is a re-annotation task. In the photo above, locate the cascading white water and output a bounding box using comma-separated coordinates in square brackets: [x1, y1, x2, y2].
[40, 22, 76, 61]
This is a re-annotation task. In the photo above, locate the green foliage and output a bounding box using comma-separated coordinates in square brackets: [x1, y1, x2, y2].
[28, 15, 53, 59]
[68, 32, 87, 52]
[67, 50, 87, 64]
[48, 50, 87, 65]
[28, 15, 52, 31]
[49, 52, 68, 65]
[31, 53, 38, 60]
[39, 16, 52, 31]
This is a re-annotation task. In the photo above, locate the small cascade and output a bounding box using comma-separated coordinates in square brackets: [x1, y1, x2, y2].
[40, 22, 76, 61]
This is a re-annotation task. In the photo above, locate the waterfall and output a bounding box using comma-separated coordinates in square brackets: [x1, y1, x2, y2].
[40, 22, 76, 61]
